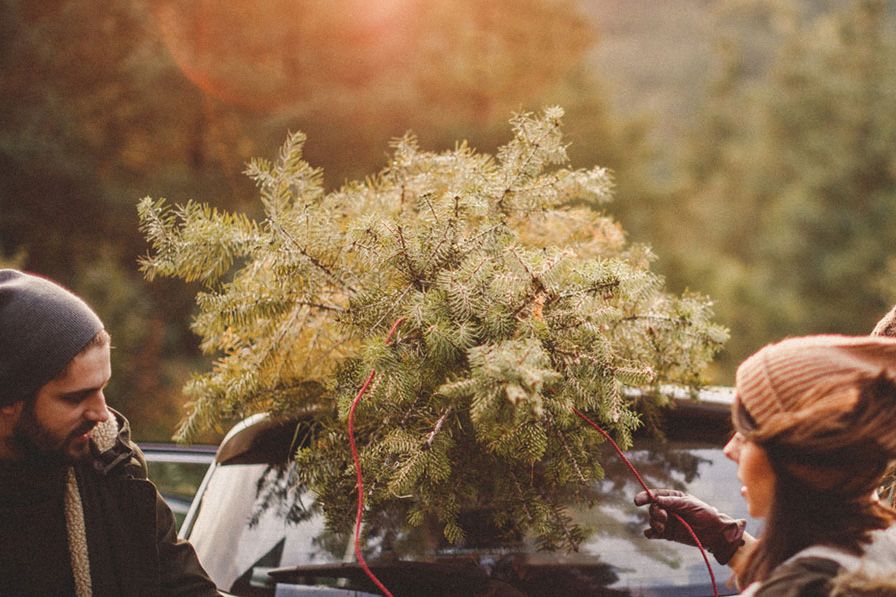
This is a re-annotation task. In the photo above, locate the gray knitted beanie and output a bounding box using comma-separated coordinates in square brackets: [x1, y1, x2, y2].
[0, 269, 104, 406]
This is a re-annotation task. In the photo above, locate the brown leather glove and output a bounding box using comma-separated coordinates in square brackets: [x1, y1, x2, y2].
[634, 489, 746, 565]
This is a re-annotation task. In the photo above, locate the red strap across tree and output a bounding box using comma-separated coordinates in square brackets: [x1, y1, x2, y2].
[347, 318, 404, 597]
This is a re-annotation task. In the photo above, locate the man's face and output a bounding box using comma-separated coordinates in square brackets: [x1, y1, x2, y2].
[12, 341, 111, 465]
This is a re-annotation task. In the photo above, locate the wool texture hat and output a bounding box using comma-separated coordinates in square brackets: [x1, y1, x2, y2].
[0, 269, 104, 406]
[735, 335, 896, 429]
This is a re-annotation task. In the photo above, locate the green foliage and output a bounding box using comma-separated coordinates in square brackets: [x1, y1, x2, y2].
[140, 108, 726, 551]
[653, 0, 896, 379]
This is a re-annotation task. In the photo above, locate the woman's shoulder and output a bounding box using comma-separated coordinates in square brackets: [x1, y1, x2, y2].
[829, 567, 896, 596]
[827, 525, 896, 596]
[752, 557, 841, 597]
[755, 556, 896, 597]
[751, 535, 896, 597]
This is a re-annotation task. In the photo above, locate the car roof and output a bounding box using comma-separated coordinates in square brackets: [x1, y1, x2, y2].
[215, 414, 305, 465]
[140, 442, 217, 464]
[213, 387, 736, 465]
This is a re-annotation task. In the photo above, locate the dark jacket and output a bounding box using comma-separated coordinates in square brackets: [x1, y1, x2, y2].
[74, 410, 220, 597]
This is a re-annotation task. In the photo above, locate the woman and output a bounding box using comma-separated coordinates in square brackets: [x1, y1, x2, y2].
[636, 335, 896, 596]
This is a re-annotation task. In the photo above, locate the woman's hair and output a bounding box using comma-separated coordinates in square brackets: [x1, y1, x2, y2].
[734, 371, 896, 585]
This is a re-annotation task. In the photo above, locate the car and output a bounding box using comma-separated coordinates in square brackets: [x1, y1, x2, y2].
[180, 388, 756, 596]
[141, 442, 216, 530]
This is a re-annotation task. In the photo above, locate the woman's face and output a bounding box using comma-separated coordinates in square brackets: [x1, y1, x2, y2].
[724, 431, 776, 518]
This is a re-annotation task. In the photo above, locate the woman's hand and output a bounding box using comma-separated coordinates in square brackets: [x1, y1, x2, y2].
[634, 489, 747, 565]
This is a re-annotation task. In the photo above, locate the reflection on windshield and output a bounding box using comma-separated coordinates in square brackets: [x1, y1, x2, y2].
[188, 441, 754, 596]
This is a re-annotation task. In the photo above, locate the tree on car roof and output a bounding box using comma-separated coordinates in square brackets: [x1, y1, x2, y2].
[139, 108, 727, 550]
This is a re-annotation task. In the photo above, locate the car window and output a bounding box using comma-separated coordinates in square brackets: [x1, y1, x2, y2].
[186, 439, 757, 596]
[142, 445, 215, 530]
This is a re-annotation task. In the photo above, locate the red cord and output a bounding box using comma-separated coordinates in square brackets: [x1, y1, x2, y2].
[349, 322, 716, 597]
[572, 407, 719, 597]
[347, 318, 405, 597]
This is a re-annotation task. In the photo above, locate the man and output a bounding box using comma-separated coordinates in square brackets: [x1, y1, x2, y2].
[0, 269, 219, 596]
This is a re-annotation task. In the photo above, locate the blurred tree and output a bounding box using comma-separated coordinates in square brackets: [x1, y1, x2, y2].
[0, 0, 656, 436]
[658, 0, 896, 379]
[149, 0, 596, 185]
[0, 249, 26, 269]
[0, 0, 224, 438]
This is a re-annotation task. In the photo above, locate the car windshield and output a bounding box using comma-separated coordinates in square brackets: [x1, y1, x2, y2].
[186, 438, 755, 596]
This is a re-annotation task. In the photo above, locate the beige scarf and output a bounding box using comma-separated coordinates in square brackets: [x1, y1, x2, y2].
[64, 416, 120, 597]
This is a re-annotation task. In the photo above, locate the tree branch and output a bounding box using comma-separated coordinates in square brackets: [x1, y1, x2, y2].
[273, 221, 358, 294]
[423, 408, 453, 450]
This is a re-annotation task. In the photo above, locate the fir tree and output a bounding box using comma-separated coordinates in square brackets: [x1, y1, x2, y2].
[138, 107, 727, 550]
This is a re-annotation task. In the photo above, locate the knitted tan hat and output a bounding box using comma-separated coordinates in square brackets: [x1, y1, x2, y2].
[735, 335, 896, 428]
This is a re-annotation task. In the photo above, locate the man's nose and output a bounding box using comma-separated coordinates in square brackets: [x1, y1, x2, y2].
[85, 391, 110, 423]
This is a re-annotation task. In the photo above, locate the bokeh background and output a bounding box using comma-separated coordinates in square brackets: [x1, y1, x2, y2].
[2, 0, 894, 439]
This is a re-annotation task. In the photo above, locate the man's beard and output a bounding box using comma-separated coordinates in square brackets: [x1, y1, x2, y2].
[9, 403, 95, 466]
